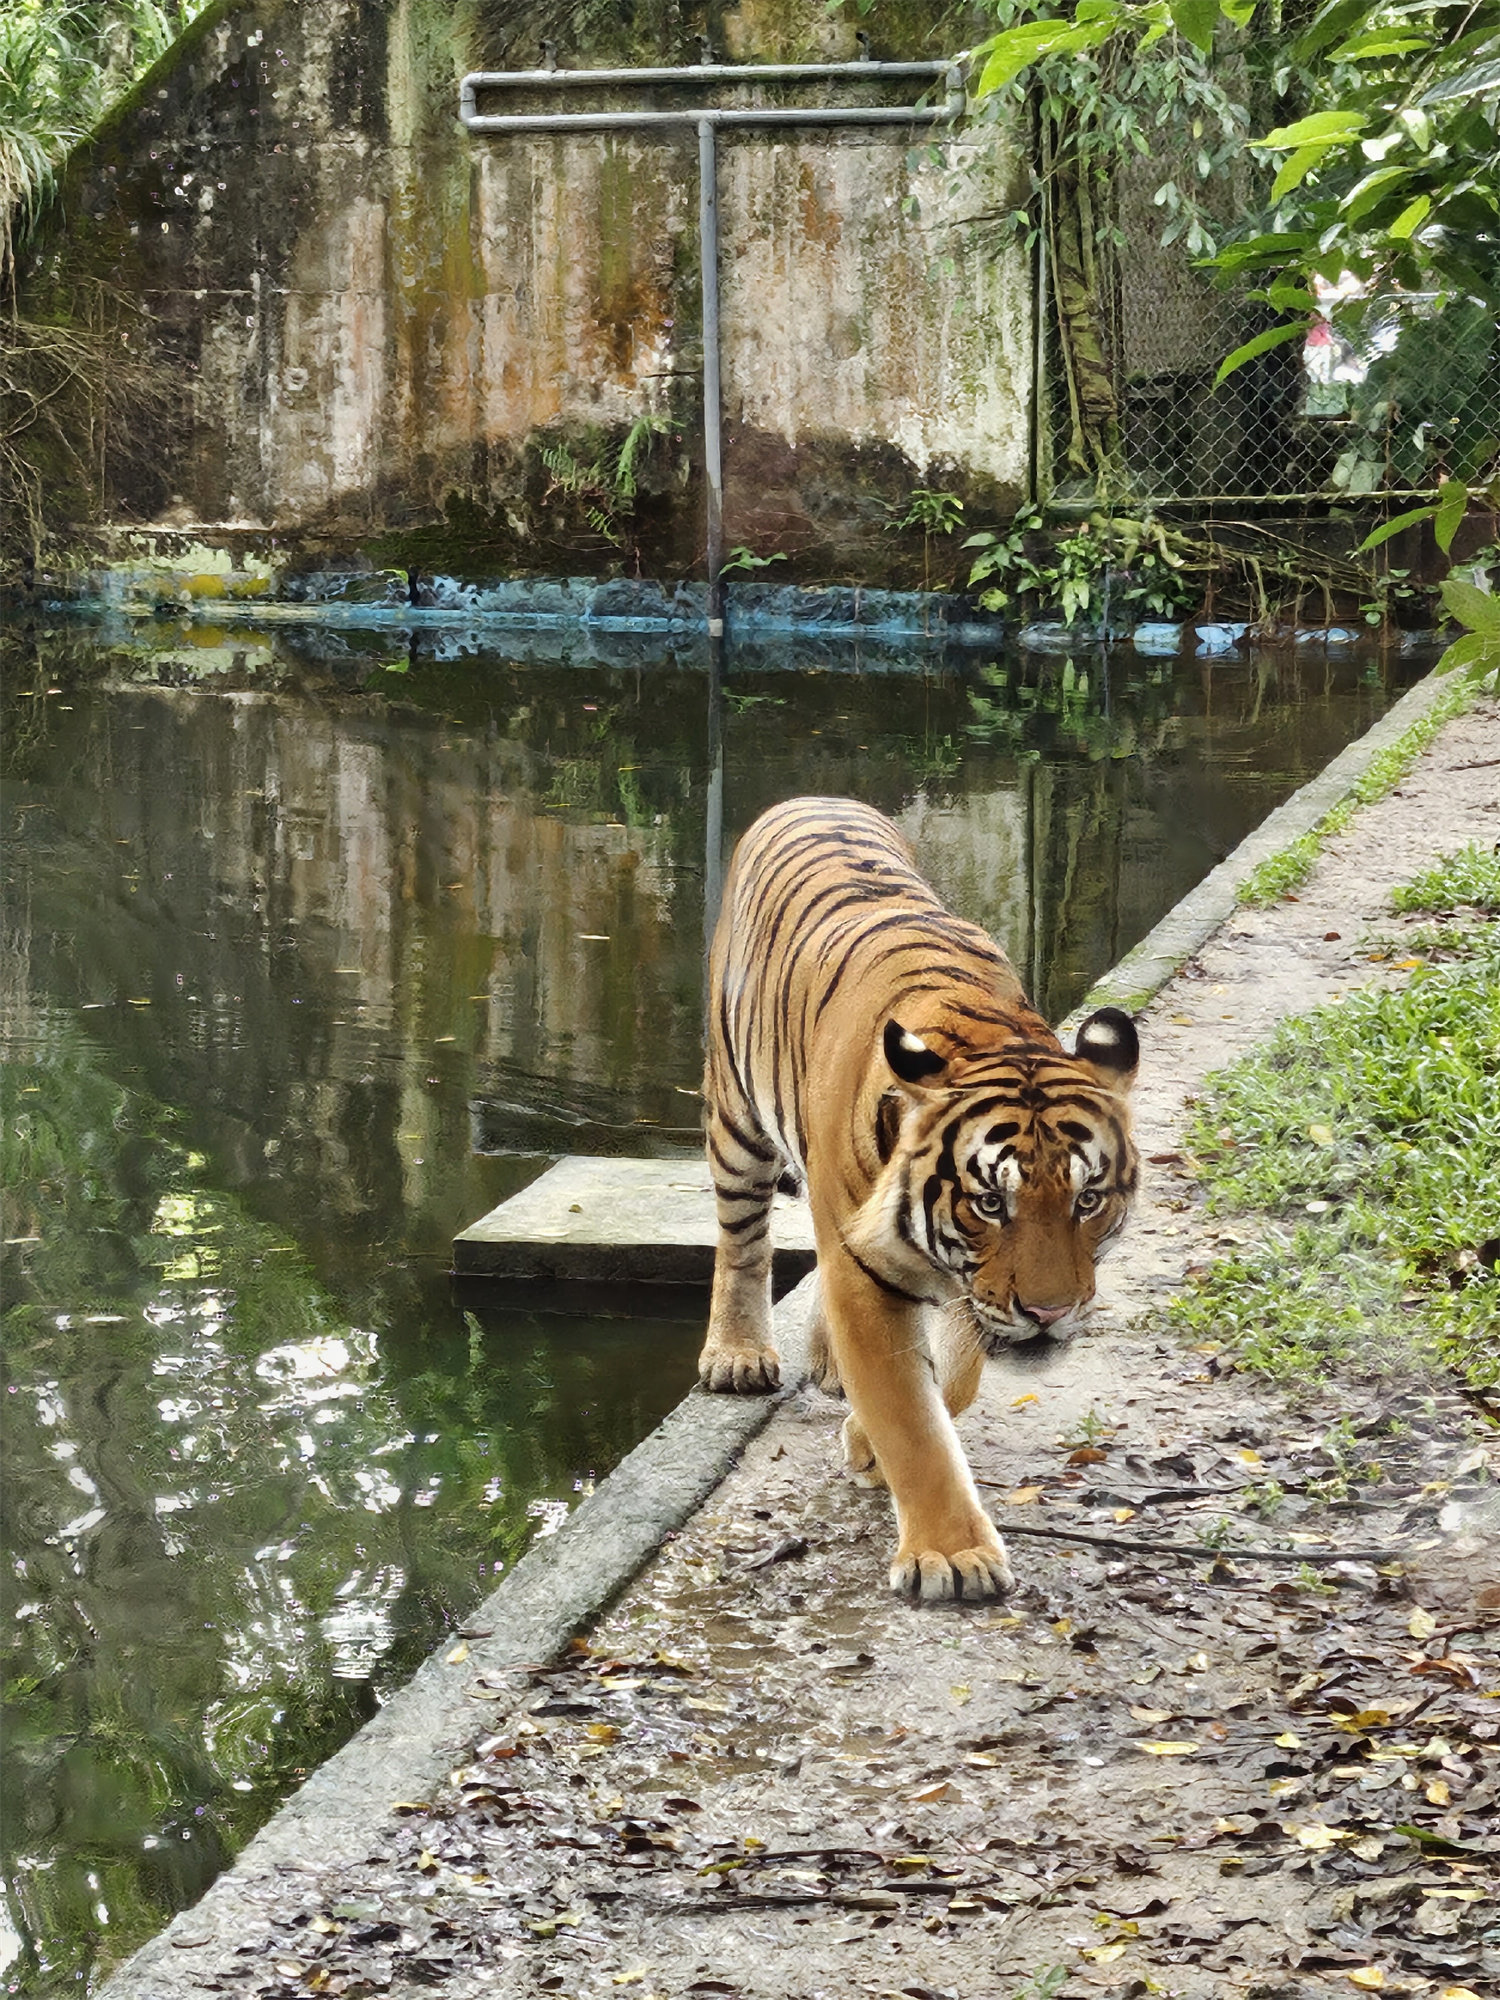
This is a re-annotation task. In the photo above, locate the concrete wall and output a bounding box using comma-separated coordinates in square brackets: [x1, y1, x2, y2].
[25, 0, 1032, 585]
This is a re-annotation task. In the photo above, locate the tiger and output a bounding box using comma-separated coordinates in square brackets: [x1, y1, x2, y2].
[697, 794, 1140, 1603]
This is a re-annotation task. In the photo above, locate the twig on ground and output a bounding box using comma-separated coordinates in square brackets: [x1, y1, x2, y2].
[991, 1519, 1401, 1564]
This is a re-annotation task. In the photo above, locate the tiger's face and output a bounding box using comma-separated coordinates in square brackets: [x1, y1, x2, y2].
[852, 1009, 1140, 1349]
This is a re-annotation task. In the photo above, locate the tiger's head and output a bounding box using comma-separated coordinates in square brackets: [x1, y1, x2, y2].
[850, 1009, 1140, 1350]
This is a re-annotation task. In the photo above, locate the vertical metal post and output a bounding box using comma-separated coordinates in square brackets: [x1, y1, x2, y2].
[697, 115, 725, 635]
[703, 641, 726, 979]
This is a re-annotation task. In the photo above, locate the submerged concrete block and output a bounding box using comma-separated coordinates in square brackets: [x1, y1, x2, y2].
[454, 1155, 817, 1291]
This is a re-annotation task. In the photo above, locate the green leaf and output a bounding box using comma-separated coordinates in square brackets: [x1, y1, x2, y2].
[1271, 144, 1331, 201]
[1211, 230, 1317, 271]
[1388, 192, 1432, 239]
[1332, 31, 1430, 61]
[1356, 505, 1437, 554]
[1421, 56, 1500, 106]
[1435, 632, 1500, 679]
[1219, 0, 1256, 23]
[1264, 283, 1318, 312]
[1168, 0, 1219, 54]
[1341, 164, 1413, 221]
[974, 19, 1115, 95]
[1255, 110, 1369, 150]
[1434, 480, 1469, 556]
[1441, 577, 1500, 637]
[1213, 320, 1307, 387]
[1292, 0, 1375, 63]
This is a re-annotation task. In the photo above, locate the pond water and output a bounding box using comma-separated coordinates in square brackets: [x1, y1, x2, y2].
[0, 611, 1426, 1992]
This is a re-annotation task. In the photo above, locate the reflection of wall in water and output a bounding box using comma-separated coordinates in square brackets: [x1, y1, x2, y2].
[10, 687, 707, 1256]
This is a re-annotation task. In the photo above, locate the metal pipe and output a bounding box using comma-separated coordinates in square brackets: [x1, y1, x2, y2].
[698, 116, 725, 634]
[460, 57, 969, 621]
[461, 61, 954, 114]
[462, 105, 957, 134]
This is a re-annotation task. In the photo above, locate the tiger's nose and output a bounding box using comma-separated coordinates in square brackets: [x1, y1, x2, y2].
[1017, 1300, 1069, 1328]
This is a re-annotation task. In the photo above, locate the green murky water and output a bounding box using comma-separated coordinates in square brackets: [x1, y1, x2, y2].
[0, 613, 1423, 1991]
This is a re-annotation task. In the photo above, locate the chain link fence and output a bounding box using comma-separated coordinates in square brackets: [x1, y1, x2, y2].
[1041, 163, 1500, 511]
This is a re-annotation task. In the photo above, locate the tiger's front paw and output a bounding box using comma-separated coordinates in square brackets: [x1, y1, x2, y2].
[697, 1343, 781, 1394]
[889, 1535, 1014, 1604]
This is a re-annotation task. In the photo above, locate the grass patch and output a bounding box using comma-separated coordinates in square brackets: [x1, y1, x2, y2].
[1391, 840, 1500, 915]
[1239, 671, 1479, 907]
[1173, 848, 1500, 1390]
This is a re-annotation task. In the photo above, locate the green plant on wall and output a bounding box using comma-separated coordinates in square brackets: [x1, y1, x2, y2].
[888, 485, 966, 591]
[965, 507, 1197, 626]
[538, 411, 678, 549]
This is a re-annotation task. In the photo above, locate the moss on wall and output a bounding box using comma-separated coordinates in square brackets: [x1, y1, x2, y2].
[13, 0, 1029, 590]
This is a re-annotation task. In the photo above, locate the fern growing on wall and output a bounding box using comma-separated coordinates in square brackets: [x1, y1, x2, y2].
[538, 412, 677, 546]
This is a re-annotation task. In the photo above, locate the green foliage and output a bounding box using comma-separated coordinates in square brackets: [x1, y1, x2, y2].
[1, 1, 214, 277]
[1435, 565, 1500, 685]
[969, 0, 1252, 487]
[1173, 860, 1500, 1389]
[719, 545, 788, 578]
[965, 507, 1197, 625]
[965, 1, 1500, 507]
[1391, 841, 1500, 915]
[971, 0, 1251, 263]
[538, 412, 676, 546]
[889, 486, 966, 537]
[1215, 0, 1500, 316]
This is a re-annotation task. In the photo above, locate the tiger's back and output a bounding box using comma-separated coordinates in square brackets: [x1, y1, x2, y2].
[698, 795, 1140, 1603]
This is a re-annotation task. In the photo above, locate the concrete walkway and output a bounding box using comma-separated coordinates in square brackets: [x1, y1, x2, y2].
[99, 674, 1500, 2000]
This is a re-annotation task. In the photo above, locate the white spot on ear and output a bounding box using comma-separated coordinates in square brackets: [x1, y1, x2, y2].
[901, 1030, 930, 1055]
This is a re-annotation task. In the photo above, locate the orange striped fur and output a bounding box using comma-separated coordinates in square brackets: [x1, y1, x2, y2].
[698, 796, 1140, 1602]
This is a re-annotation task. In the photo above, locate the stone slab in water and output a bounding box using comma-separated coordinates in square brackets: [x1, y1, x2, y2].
[453, 1156, 817, 1289]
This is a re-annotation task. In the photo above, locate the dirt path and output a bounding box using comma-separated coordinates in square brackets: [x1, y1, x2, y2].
[137, 699, 1500, 2000]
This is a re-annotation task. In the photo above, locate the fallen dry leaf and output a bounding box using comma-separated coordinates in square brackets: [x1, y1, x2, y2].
[1006, 1486, 1045, 1505]
[1137, 1741, 1200, 1757]
[1346, 1970, 1384, 1991]
[1409, 1607, 1439, 1640]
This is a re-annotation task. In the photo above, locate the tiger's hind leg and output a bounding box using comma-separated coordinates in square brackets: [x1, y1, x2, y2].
[806, 1280, 842, 1399]
[697, 1095, 783, 1395]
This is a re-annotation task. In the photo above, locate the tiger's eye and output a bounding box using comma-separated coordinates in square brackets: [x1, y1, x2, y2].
[1075, 1189, 1104, 1215]
[971, 1191, 1006, 1219]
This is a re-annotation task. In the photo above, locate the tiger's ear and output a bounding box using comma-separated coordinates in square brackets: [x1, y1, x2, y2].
[1072, 1007, 1139, 1092]
[884, 1018, 948, 1088]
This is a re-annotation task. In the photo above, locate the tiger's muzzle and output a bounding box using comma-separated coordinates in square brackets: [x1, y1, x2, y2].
[968, 1295, 1093, 1353]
